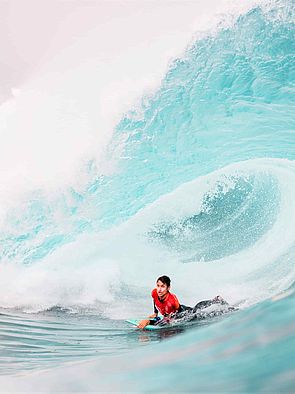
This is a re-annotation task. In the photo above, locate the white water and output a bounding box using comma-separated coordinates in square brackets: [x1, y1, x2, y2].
[1, 157, 294, 317]
[0, 0, 264, 220]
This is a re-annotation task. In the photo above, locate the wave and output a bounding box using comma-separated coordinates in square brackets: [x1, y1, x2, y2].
[0, 0, 294, 316]
[0, 1, 295, 390]
[1, 158, 294, 314]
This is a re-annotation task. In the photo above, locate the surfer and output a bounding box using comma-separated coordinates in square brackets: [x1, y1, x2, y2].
[137, 275, 229, 329]
[137, 275, 179, 329]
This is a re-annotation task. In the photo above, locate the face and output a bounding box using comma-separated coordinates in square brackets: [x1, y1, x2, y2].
[156, 280, 170, 298]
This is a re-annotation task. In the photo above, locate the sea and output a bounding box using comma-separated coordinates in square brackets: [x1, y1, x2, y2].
[0, 0, 294, 392]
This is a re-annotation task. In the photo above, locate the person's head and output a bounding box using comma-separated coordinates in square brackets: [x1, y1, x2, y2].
[156, 275, 171, 298]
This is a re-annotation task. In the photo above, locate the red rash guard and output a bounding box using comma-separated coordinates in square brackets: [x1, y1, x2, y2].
[151, 288, 180, 316]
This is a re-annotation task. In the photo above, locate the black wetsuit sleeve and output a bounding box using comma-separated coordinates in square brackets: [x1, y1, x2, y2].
[179, 304, 193, 313]
[153, 301, 158, 314]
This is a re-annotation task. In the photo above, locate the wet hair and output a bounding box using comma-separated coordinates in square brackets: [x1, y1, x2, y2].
[157, 275, 171, 287]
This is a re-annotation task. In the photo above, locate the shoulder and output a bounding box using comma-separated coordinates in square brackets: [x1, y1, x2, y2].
[169, 293, 180, 306]
[151, 288, 157, 298]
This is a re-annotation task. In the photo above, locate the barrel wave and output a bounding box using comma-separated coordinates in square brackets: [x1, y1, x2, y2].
[0, 1, 294, 392]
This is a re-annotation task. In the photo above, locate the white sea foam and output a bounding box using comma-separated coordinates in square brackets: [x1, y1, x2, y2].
[0, 0, 264, 223]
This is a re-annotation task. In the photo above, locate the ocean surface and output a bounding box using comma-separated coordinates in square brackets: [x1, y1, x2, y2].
[0, 0, 294, 392]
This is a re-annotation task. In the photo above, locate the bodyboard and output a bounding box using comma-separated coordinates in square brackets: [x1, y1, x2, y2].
[126, 319, 162, 331]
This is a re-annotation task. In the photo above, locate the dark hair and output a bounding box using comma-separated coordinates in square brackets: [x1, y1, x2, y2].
[157, 275, 171, 287]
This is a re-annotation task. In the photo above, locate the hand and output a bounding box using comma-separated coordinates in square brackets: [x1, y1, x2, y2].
[137, 319, 150, 329]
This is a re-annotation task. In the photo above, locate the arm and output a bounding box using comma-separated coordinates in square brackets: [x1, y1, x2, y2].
[137, 301, 158, 329]
[137, 314, 157, 329]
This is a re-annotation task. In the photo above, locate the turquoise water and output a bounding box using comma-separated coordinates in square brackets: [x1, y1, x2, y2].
[0, 1, 295, 392]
